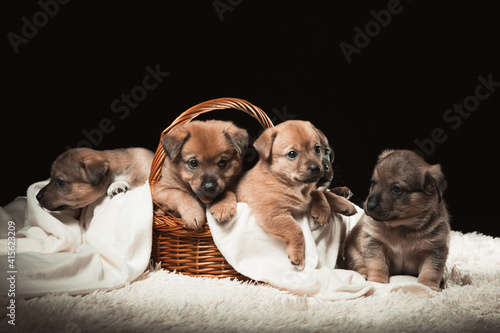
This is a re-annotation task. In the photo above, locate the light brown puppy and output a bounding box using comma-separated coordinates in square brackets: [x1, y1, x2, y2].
[310, 133, 357, 224]
[153, 120, 248, 230]
[343, 149, 450, 291]
[236, 120, 326, 271]
[37, 147, 154, 211]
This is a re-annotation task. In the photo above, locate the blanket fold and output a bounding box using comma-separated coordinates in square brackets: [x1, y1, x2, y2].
[0, 180, 153, 297]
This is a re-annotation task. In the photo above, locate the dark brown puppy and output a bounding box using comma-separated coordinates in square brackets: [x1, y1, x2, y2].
[37, 147, 154, 211]
[153, 120, 248, 230]
[236, 120, 326, 271]
[344, 149, 450, 291]
[310, 133, 357, 224]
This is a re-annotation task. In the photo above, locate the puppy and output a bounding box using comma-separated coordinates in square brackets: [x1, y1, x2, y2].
[236, 120, 327, 271]
[153, 120, 248, 230]
[310, 133, 357, 224]
[37, 147, 154, 211]
[344, 149, 450, 291]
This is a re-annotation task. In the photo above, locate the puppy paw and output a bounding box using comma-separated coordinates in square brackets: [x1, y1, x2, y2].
[108, 181, 131, 197]
[331, 186, 353, 199]
[180, 209, 207, 230]
[336, 202, 357, 216]
[210, 200, 237, 223]
[310, 190, 330, 224]
[418, 278, 442, 292]
[325, 192, 357, 216]
[287, 243, 305, 271]
[311, 205, 331, 224]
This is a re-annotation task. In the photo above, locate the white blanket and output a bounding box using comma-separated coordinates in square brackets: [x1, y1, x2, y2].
[0, 180, 153, 297]
[0, 180, 435, 300]
[208, 202, 437, 301]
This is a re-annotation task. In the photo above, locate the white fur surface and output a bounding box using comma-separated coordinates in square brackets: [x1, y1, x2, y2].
[1, 231, 499, 332]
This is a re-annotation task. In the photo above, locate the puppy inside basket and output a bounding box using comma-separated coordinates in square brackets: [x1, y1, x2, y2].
[153, 119, 249, 230]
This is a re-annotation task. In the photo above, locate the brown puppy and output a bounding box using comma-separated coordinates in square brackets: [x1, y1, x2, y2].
[344, 149, 450, 291]
[310, 133, 357, 224]
[153, 120, 248, 230]
[37, 147, 154, 211]
[236, 120, 326, 271]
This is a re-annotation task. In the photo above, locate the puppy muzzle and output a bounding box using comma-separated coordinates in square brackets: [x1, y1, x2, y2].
[316, 158, 333, 189]
[197, 178, 221, 204]
[36, 186, 71, 211]
[365, 194, 393, 221]
[298, 162, 323, 184]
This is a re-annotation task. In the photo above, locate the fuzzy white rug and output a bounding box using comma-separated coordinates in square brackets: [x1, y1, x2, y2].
[1, 231, 499, 333]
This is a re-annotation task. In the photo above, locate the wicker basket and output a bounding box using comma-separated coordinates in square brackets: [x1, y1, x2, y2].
[150, 97, 274, 279]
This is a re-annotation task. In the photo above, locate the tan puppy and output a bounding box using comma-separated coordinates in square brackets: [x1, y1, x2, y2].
[153, 120, 248, 230]
[236, 120, 326, 271]
[310, 133, 357, 224]
[37, 147, 154, 211]
[344, 149, 450, 291]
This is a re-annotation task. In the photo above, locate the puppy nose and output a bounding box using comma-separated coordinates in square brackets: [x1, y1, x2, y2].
[366, 195, 379, 212]
[308, 163, 321, 175]
[321, 159, 330, 172]
[202, 180, 218, 194]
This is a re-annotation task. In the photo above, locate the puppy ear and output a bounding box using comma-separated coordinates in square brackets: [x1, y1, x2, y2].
[316, 128, 329, 147]
[81, 156, 109, 186]
[253, 128, 277, 161]
[424, 164, 447, 203]
[224, 127, 249, 156]
[378, 149, 395, 162]
[315, 128, 334, 162]
[161, 127, 191, 160]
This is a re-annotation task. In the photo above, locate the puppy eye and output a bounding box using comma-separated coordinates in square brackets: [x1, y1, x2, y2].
[187, 159, 199, 169]
[56, 178, 66, 187]
[218, 159, 228, 169]
[315, 145, 321, 154]
[370, 179, 376, 189]
[324, 148, 330, 156]
[391, 184, 403, 195]
[287, 150, 298, 160]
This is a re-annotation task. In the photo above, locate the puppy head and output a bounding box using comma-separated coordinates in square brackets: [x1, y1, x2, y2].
[364, 149, 447, 225]
[161, 120, 248, 204]
[315, 130, 335, 191]
[254, 120, 324, 186]
[37, 148, 111, 210]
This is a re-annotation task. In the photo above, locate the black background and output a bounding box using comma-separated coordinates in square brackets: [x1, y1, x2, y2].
[3, 1, 500, 237]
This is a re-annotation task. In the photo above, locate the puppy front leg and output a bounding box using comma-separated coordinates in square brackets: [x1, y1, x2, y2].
[324, 191, 357, 216]
[364, 237, 390, 284]
[310, 190, 331, 224]
[418, 249, 447, 292]
[330, 186, 353, 199]
[257, 212, 306, 271]
[210, 190, 237, 223]
[154, 188, 206, 230]
[343, 225, 367, 274]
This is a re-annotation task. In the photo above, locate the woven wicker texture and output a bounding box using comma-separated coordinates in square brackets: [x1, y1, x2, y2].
[150, 97, 274, 279]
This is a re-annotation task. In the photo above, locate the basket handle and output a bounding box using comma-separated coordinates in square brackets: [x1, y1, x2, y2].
[149, 97, 274, 183]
